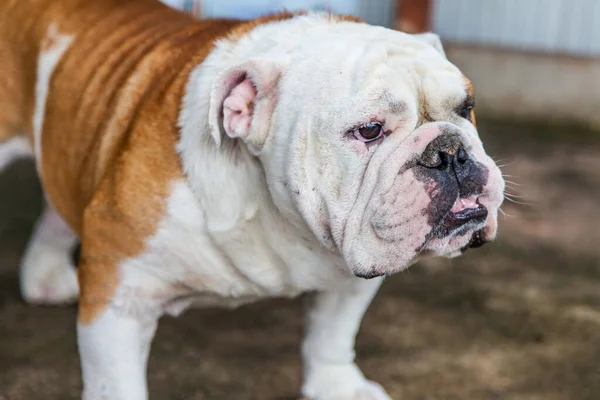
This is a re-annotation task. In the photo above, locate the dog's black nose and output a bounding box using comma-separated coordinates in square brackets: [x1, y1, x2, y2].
[419, 134, 468, 169]
[419, 134, 471, 184]
[420, 146, 469, 170]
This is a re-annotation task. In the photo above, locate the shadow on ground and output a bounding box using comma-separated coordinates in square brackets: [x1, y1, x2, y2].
[1, 118, 599, 400]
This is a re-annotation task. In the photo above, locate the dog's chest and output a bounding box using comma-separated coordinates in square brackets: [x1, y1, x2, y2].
[119, 180, 348, 311]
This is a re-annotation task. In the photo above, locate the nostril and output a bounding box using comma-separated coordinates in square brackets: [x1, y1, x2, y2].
[419, 134, 468, 170]
[419, 150, 451, 170]
[457, 146, 469, 164]
[430, 151, 444, 169]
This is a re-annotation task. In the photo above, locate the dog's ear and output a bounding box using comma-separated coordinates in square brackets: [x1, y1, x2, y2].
[208, 59, 283, 154]
[413, 32, 446, 58]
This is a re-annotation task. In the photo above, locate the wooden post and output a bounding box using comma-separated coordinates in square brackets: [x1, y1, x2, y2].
[396, 0, 432, 33]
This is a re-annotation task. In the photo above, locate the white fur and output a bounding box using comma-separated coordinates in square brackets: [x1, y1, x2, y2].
[78, 306, 158, 400]
[73, 13, 505, 400]
[33, 25, 73, 172]
[301, 277, 391, 400]
[116, 179, 349, 312]
[183, 14, 500, 272]
[0, 136, 32, 172]
[20, 204, 79, 304]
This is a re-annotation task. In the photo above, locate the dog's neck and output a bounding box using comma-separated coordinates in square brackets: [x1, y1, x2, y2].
[177, 14, 328, 238]
[175, 31, 350, 288]
[176, 13, 378, 276]
[177, 12, 387, 252]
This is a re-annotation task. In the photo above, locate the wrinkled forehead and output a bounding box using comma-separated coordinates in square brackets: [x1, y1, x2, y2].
[284, 23, 469, 111]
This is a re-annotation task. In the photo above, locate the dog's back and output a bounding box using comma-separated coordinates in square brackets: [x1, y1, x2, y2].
[0, 0, 241, 230]
[0, 0, 38, 145]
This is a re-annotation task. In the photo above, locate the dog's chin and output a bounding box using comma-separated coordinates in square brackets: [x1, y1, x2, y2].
[424, 224, 490, 258]
[346, 226, 489, 279]
[418, 193, 496, 258]
[347, 251, 417, 280]
[344, 211, 497, 280]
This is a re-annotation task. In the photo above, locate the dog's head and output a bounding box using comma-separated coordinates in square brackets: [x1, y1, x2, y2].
[208, 15, 504, 277]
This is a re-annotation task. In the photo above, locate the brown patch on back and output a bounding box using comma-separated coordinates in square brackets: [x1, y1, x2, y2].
[0, 0, 37, 144]
[59, 2, 249, 324]
[0, 0, 253, 324]
[0, 42, 24, 142]
[0, 0, 365, 323]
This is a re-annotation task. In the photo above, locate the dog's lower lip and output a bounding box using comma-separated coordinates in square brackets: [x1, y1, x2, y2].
[354, 270, 386, 279]
[451, 204, 488, 221]
[443, 200, 488, 231]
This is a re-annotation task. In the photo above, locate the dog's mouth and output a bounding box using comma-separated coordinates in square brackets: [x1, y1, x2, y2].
[416, 194, 489, 256]
[445, 196, 488, 232]
[446, 196, 489, 251]
[427, 195, 488, 241]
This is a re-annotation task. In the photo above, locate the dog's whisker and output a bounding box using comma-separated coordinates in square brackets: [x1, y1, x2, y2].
[504, 191, 528, 199]
[504, 183, 523, 190]
[498, 207, 507, 219]
[503, 180, 525, 187]
[504, 191, 524, 199]
[498, 207, 513, 219]
[501, 175, 524, 181]
[504, 184, 522, 191]
[503, 191, 528, 198]
[503, 196, 533, 206]
[503, 188, 525, 196]
[497, 157, 521, 169]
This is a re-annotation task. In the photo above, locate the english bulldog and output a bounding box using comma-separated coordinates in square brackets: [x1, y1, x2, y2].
[0, 0, 504, 399]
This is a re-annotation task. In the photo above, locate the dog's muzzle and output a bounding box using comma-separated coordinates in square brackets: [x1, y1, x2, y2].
[418, 133, 489, 238]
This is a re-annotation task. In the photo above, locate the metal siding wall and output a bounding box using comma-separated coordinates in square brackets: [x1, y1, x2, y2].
[161, 0, 395, 28]
[433, 0, 600, 57]
[357, 0, 396, 28]
[199, 0, 364, 20]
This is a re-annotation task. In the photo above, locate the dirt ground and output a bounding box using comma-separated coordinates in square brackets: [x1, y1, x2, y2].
[1, 118, 599, 400]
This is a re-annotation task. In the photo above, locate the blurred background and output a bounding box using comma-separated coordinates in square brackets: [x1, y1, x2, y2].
[164, 0, 600, 126]
[1, 1, 599, 399]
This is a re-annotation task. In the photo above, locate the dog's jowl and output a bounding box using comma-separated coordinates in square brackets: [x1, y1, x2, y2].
[0, 1, 504, 399]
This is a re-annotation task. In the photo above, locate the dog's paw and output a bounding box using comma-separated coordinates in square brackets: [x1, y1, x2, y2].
[20, 206, 79, 305]
[302, 363, 392, 400]
[20, 246, 79, 305]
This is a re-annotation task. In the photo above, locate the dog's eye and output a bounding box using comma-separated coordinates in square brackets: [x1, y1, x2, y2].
[458, 100, 475, 121]
[459, 105, 474, 120]
[354, 122, 383, 142]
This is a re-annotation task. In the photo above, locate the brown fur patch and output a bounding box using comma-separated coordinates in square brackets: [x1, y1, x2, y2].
[0, 0, 367, 323]
[0, 0, 296, 323]
[331, 14, 364, 24]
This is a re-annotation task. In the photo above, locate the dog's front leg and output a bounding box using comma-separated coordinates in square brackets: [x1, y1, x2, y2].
[301, 277, 391, 400]
[77, 301, 159, 400]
